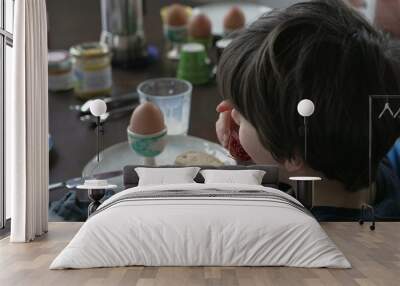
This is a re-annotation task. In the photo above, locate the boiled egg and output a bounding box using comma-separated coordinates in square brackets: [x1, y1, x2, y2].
[188, 13, 212, 39]
[129, 102, 166, 135]
[166, 4, 189, 27]
[223, 6, 246, 32]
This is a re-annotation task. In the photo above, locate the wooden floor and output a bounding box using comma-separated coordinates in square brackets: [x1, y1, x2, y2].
[0, 222, 399, 286]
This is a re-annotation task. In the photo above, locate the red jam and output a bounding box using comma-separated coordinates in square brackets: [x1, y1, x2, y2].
[228, 122, 252, 161]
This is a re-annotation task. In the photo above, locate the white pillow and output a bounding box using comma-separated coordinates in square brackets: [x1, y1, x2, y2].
[200, 169, 266, 185]
[135, 167, 201, 186]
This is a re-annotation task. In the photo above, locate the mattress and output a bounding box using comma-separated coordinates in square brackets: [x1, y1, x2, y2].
[50, 183, 351, 269]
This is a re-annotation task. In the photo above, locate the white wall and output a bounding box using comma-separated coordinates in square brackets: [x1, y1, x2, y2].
[191, 0, 304, 9]
[256, 0, 304, 9]
[5, 0, 14, 33]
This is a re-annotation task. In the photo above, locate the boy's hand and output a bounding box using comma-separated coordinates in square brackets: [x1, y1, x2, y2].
[216, 100, 252, 161]
[216, 100, 233, 148]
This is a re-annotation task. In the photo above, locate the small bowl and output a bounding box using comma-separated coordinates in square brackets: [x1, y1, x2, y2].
[127, 127, 168, 158]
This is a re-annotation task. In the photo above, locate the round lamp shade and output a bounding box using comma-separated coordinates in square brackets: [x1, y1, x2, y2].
[297, 99, 315, 117]
[90, 99, 107, 117]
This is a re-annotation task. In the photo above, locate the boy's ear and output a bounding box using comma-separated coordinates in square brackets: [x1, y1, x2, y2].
[283, 157, 304, 172]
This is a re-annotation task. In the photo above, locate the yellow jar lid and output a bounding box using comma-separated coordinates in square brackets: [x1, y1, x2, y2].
[160, 5, 192, 24]
[70, 42, 110, 58]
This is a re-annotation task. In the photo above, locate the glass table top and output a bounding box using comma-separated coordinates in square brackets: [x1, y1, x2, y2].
[83, 135, 236, 189]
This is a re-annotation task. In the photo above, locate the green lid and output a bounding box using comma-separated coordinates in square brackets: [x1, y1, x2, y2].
[188, 36, 212, 49]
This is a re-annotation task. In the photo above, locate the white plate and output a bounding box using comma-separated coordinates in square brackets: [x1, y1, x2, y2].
[192, 2, 272, 36]
[83, 135, 236, 186]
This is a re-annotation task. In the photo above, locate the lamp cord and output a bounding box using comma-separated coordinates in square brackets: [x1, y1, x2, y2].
[304, 117, 307, 162]
[97, 117, 100, 163]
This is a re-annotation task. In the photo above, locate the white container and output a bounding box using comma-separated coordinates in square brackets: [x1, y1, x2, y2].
[48, 51, 74, 92]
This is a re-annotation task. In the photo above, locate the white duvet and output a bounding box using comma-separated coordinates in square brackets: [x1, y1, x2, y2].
[50, 183, 351, 269]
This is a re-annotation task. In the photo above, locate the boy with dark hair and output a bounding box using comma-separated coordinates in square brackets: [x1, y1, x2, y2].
[216, 0, 400, 218]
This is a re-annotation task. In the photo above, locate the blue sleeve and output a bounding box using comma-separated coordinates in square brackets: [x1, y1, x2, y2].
[387, 139, 400, 177]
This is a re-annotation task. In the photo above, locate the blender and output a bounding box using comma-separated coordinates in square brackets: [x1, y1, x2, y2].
[100, 0, 148, 67]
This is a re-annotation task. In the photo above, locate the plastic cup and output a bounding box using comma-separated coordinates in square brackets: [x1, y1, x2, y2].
[188, 36, 213, 50]
[137, 78, 192, 135]
[177, 43, 210, 85]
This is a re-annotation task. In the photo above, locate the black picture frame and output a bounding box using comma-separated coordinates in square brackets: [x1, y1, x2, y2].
[365, 95, 400, 230]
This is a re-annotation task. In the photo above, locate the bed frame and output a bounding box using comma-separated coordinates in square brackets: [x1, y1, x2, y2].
[121, 165, 375, 231]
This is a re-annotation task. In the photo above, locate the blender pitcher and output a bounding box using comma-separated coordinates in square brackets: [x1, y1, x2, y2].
[100, 0, 148, 67]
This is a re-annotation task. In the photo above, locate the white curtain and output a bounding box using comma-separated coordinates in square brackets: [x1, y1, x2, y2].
[6, 0, 49, 242]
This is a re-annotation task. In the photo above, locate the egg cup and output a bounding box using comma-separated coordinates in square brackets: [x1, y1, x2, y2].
[127, 127, 168, 166]
[161, 6, 192, 60]
[163, 24, 188, 60]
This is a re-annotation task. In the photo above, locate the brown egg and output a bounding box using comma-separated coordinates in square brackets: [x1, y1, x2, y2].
[166, 4, 189, 27]
[223, 6, 246, 31]
[129, 102, 165, 135]
[188, 13, 212, 39]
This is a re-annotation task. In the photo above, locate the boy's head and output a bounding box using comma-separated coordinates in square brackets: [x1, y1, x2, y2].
[218, 0, 400, 190]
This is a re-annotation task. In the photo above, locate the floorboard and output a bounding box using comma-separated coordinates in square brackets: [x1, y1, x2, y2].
[0, 222, 399, 286]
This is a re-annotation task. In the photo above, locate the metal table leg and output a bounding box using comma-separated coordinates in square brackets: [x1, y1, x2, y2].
[87, 188, 106, 216]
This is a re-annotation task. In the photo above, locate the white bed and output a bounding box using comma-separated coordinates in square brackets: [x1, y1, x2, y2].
[50, 183, 351, 269]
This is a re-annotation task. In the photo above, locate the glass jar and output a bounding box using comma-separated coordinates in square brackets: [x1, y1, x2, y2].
[70, 42, 112, 99]
[48, 50, 74, 92]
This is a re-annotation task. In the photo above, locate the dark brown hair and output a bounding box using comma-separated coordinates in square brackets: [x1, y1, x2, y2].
[218, 0, 400, 190]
